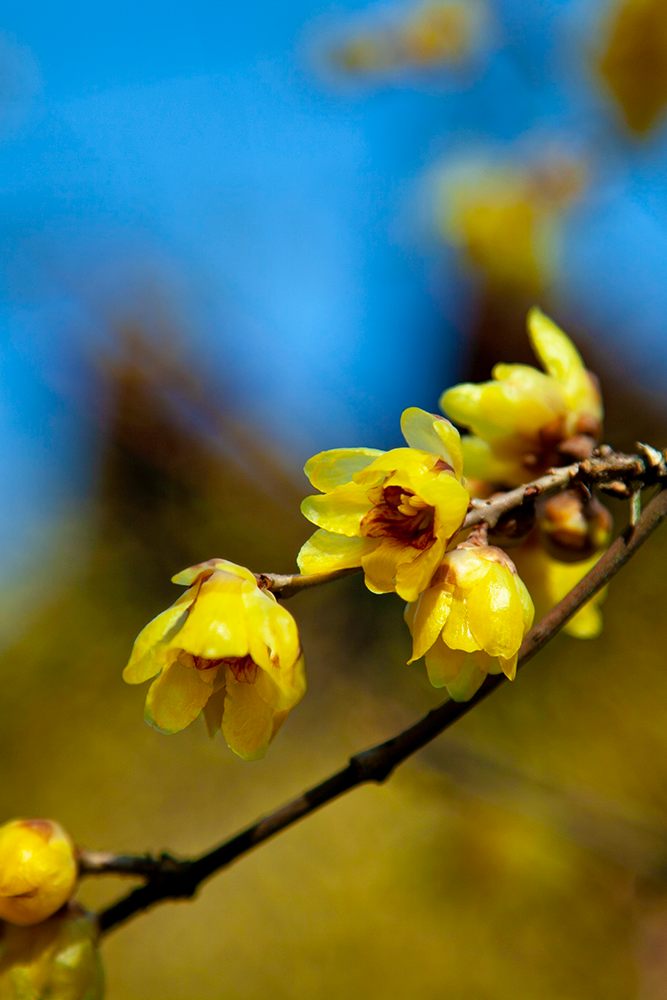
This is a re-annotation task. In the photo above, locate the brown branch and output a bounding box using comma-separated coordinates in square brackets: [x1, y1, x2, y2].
[90, 484, 667, 937]
[258, 447, 658, 597]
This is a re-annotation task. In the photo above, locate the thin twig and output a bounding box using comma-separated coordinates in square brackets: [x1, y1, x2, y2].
[90, 484, 667, 937]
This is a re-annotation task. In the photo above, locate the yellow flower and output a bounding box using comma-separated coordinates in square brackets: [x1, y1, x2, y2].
[297, 408, 470, 603]
[598, 0, 667, 134]
[405, 544, 534, 701]
[439, 159, 583, 293]
[0, 902, 103, 1000]
[512, 538, 607, 640]
[0, 820, 77, 927]
[123, 559, 306, 762]
[441, 308, 603, 486]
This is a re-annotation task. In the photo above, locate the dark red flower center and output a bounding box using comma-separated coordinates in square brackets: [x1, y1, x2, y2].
[361, 485, 435, 550]
[178, 651, 258, 683]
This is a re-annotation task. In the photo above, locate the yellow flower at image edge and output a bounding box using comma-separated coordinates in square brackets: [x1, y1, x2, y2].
[298, 408, 470, 603]
[0, 820, 77, 927]
[123, 560, 305, 762]
[405, 545, 534, 701]
[0, 903, 103, 1000]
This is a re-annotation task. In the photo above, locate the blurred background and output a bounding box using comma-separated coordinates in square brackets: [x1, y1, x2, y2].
[1, 0, 667, 996]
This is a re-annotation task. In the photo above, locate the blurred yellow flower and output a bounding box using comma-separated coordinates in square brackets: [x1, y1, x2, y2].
[0, 820, 77, 927]
[441, 308, 602, 486]
[536, 489, 612, 563]
[599, 0, 667, 134]
[405, 544, 534, 701]
[330, 1, 485, 75]
[298, 408, 470, 603]
[439, 159, 583, 293]
[123, 560, 305, 762]
[513, 538, 607, 640]
[0, 902, 103, 1000]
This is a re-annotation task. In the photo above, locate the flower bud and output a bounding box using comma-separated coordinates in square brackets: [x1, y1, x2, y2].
[0, 820, 77, 927]
[536, 490, 612, 563]
[0, 902, 103, 999]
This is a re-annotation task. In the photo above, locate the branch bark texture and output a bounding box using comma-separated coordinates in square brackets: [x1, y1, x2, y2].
[89, 482, 667, 937]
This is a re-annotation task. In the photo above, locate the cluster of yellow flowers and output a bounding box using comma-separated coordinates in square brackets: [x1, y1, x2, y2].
[123, 308, 610, 757]
[0, 819, 103, 999]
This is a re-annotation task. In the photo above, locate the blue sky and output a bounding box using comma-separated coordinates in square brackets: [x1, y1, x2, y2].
[1, 0, 667, 570]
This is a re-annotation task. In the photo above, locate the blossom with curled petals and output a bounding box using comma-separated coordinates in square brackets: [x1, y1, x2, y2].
[405, 544, 534, 701]
[123, 560, 305, 762]
[441, 308, 603, 487]
[297, 408, 470, 603]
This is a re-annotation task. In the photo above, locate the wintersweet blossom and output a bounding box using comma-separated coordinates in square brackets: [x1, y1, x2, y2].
[512, 539, 606, 640]
[405, 544, 534, 701]
[298, 408, 470, 603]
[123, 559, 305, 762]
[441, 308, 603, 486]
[0, 903, 103, 1000]
[0, 819, 77, 927]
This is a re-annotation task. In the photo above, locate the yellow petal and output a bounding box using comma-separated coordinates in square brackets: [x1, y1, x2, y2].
[175, 581, 250, 660]
[424, 639, 466, 688]
[123, 588, 196, 684]
[300, 481, 370, 536]
[352, 447, 436, 485]
[400, 407, 464, 479]
[527, 307, 602, 434]
[394, 536, 445, 603]
[466, 563, 524, 659]
[440, 382, 486, 432]
[304, 448, 384, 492]
[202, 685, 227, 738]
[513, 572, 535, 635]
[254, 652, 306, 712]
[460, 435, 524, 487]
[221, 675, 288, 761]
[564, 599, 604, 639]
[498, 652, 518, 680]
[441, 590, 479, 652]
[445, 657, 487, 702]
[361, 538, 406, 594]
[172, 559, 257, 587]
[297, 529, 378, 574]
[144, 660, 216, 735]
[416, 474, 470, 539]
[409, 585, 453, 662]
[243, 588, 300, 673]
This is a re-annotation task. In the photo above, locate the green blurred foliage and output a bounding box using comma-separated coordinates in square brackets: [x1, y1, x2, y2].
[0, 329, 665, 998]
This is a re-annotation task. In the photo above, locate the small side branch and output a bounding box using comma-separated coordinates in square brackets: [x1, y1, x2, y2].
[92, 485, 667, 937]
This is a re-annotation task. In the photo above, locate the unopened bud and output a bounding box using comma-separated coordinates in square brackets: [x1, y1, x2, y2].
[0, 902, 103, 999]
[536, 490, 612, 562]
[0, 820, 77, 926]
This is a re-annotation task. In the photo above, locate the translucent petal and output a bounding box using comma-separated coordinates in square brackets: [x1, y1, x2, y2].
[255, 652, 306, 712]
[297, 529, 378, 575]
[394, 536, 445, 603]
[417, 476, 470, 540]
[498, 652, 518, 680]
[175, 582, 249, 660]
[244, 587, 300, 675]
[424, 639, 466, 688]
[513, 572, 535, 635]
[400, 407, 463, 479]
[441, 590, 479, 652]
[445, 658, 487, 702]
[527, 307, 602, 433]
[460, 435, 523, 486]
[361, 538, 406, 594]
[144, 659, 216, 735]
[409, 584, 453, 662]
[172, 559, 257, 588]
[221, 675, 288, 761]
[304, 448, 384, 492]
[123, 589, 195, 684]
[352, 447, 435, 485]
[300, 482, 370, 536]
[466, 563, 524, 659]
[564, 600, 604, 639]
[202, 685, 226, 738]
